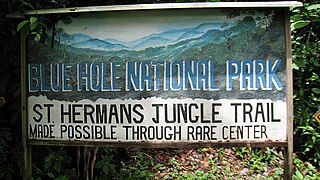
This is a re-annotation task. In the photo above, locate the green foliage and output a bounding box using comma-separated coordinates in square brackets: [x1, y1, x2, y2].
[119, 151, 153, 180]
[291, 2, 320, 167]
[0, 128, 14, 179]
[32, 148, 76, 179]
[0, 1, 24, 178]
[94, 148, 117, 179]
[293, 155, 320, 180]
[17, 16, 48, 41]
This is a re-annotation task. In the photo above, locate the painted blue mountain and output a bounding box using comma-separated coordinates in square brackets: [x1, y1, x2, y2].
[126, 22, 234, 50]
[69, 33, 92, 44]
[72, 38, 128, 51]
[103, 38, 125, 45]
[130, 37, 174, 50]
[176, 22, 233, 41]
[60, 22, 236, 52]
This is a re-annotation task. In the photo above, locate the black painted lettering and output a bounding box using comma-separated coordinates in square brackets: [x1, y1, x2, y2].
[164, 126, 173, 140]
[245, 125, 252, 139]
[133, 104, 144, 123]
[187, 126, 195, 140]
[122, 126, 131, 140]
[210, 126, 217, 140]
[33, 104, 43, 122]
[243, 103, 253, 122]
[229, 126, 236, 139]
[111, 126, 117, 139]
[75, 125, 82, 139]
[60, 125, 67, 138]
[43, 104, 54, 123]
[95, 126, 102, 139]
[29, 124, 37, 138]
[195, 126, 203, 140]
[148, 126, 155, 140]
[132, 126, 139, 140]
[271, 103, 280, 122]
[151, 104, 162, 123]
[165, 104, 176, 123]
[237, 126, 243, 139]
[84, 104, 95, 123]
[254, 125, 260, 139]
[177, 104, 188, 123]
[83, 125, 90, 139]
[67, 125, 74, 138]
[231, 103, 241, 123]
[120, 104, 131, 123]
[261, 125, 268, 138]
[72, 104, 83, 123]
[96, 104, 107, 124]
[212, 103, 222, 123]
[173, 126, 181, 140]
[203, 126, 210, 140]
[222, 126, 228, 140]
[189, 103, 199, 123]
[156, 126, 163, 140]
[108, 105, 119, 124]
[140, 126, 147, 140]
[267, 103, 270, 122]
[255, 103, 265, 122]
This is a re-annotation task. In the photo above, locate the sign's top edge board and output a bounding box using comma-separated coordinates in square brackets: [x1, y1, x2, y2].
[20, 1, 302, 15]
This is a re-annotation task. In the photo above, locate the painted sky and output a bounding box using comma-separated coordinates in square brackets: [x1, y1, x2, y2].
[57, 9, 240, 42]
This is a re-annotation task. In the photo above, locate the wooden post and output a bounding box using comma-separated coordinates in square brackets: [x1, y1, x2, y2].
[284, 10, 294, 180]
[21, 27, 32, 180]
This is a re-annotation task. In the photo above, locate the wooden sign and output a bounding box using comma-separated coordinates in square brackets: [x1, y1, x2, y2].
[26, 5, 293, 147]
[18, 2, 303, 179]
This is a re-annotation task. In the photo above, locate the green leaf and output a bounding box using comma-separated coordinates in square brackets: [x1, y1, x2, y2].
[95, 161, 104, 168]
[290, 14, 302, 22]
[295, 59, 307, 68]
[311, 88, 320, 94]
[45, 153, 54, 163]
[291, 20, 310, 30]
[294, 170, 304, 180]
[307, 4, 320, 10]
[30, 21, 38, 31]
[55, 154, 64, 161]
[103, 165, 109, 175]
[30, 17, 38, 24]
[47, 173, 54, 178]
[17, 20, 29, 32]
[292, 63, 299, 70]
[299, 88, 304, 97]
[35, 33, 41, 41]
[54, 162, 61, 173]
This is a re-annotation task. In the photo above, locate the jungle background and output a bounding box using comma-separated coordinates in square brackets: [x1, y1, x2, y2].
[0, 0, 319, 179]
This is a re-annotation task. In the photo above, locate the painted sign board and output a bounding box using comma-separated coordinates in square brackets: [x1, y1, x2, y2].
[27, 4, 292, 147]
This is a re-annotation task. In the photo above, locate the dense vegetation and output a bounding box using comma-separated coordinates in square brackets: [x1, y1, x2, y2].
[291, 1, 320, 169]
[0, 0, 319, 179]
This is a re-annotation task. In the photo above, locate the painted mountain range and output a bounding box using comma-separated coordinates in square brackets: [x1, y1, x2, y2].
[58, 22, 235, 51]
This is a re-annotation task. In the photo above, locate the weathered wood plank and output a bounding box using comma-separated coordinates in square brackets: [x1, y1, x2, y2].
[19, 2, 302, 15]
[21, 27, 32, 180]
[29, 139, 288, 148]
[284, 10, 294, 180]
